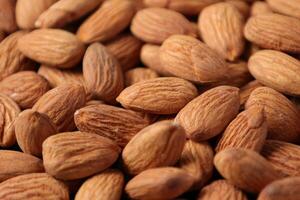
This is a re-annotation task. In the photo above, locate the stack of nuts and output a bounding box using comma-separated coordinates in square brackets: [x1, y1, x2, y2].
[0, 0, 300, 199]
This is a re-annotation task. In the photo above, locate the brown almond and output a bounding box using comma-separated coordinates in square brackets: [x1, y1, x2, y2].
[251, 1, 273, 16]
[239, 80, 263, 108]
[0, 0, 17, 33]
[175, 86, 240, 141]
[226, 0, 250, 18]
[125, 67, 159, 86]
[266, 0, 300, 19]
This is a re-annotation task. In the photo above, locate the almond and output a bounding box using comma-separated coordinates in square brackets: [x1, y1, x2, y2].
[77, 0, 135, 43]
[199, 3, 245, 61]
[0, 30, 5, 42]
[0, 0, 17, 33]
[85, 100, 105, 106]
[214, 148, 283, 193]
[245, 87, 300, 142]
[175, 86, 240, 141]
[18, 29, 85, 68]
[75, 169, 124, 200]
[43, 131, 120, 180]
[125, 67, 159, 86]
[159, 35, 229, 83]
[251, 1, 273, 16]
[125, 167, 194, 199]
[74, 104, 151, 147]
[0, 173, 69, 200]
[239, 80, 263, 108]
[226, 0, 250, 18]
[266, 0, 300, 19]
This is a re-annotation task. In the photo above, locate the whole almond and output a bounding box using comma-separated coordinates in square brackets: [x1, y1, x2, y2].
[159, 35, 229, 83]
[214, 148, 282, 193]
[43, 131, 120, 180]
[175, 86, 240, 141]
[117, 77, 198, 114]
[125, 67, 159, 86]
[216, 106, 267, 152]
[251, 1, 273, 16]
[35, 0, 104, 28]
[18, 29, 85, 68]
[125, 167, 194, 200]
[0, 0, 17, 33]
[83, 43, 124, 103]
[0, 173, 69, 200]
[75, 169, 124, 200]
[0, 150, 44, 182]
[15, 109, 57, 157]
[261, 140, 300, 176]
[131, 8, 196, 44]
[248, 50, 300, 96]
[266, 0, 300, 19]
[239, 80, 263, 108]
[32, 84, 86, 132]
[199, 3, 245, 61]
[77, 0, 135, 43]
[245, 87, 300, 142]
[122, 121, 186, 175]
[244, 14, 300, 53]
[179, 140, 214, 190]
[197, 180, 248, 200]
[74, 104, 151, 147]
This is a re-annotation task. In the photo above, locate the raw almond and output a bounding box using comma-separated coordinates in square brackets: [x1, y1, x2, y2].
[239, 80, 263, 108]
[251, 1, 273, 16]
[117, 77, 198, 114]
[214, 148, 283, 193]
[266, 0, 300, 19]
[175, 86, 240, 141]
[0, 0, 17, 33]
[43, 131, 120, 180]
[18, 29, 86, 68]
[77, 0, 135, 43]
[125, 67, 159, 86]
[159, 35, 229, 83]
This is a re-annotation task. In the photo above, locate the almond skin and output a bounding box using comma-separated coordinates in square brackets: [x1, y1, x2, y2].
[216, 106, 267, 152]
[74, 104, 151, 147]
[0, 173, 69, 200]
[75, 169, 124, 200]
[43, 131, 121, 180]
[0, 0, 17, 33]
[122, 121, 186, 175]
[0, 150, 44, 182]
[199, 2, 245, 61]
[131, 7, 196, 44]
[197, 180, 248, 200]
[226, 0, 250, 18]
[266, 0, 300, 19]
[239, 80, 263, 108]
[159, 35, 229, 83]
[251, 1, 273, 16]
[175, 86, 240, 141]
[125, 167, 194, 200]
[117, 77, 198, 114]
[244, 14, 300, 53]
[0, 31, 5, 42]
[18, 29, 85, 68]
[214, 148, 283, 193]
[248, 50, 300, 96]
[77, 0, 135, 43]
[125, 67, 159, 86]
[261, 140, 300, 177]
[245, 87, 300, 142]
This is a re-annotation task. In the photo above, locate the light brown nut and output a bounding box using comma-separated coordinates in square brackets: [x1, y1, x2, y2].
[244, 14, 300, 53]
[125, 167, 194, 200]
[0, 71, 50, 109]
[15, 109, 57, 157]
[226, 0, 250, 18]
[245, 87, 300, 142]
[0, 30, 5, 42]
[216, 106, 267, 152]
[179, 141, 214, 190]
[239, 80, 263, 108]
[75, 169, 124, 200]
[74, 104, 151, 147]
[131, 8, 196, 44]
[77, 0, 135, 43]
[84, 100, 104, 106]
[159, 35, 229, 83]
[0, 94, 20, 147]
[214, 148, 283, 193]
[251, 1, 273, 16]
[117, 77, 197, 114]
[32, 84, 86, 132]
[122, 121, 185, 175]
[16, 0, 58, 29]
[248, 50, 300, 96]
[0, 0, 17, 33]
[266, 0, 300, 19]
[175, 86, 240, 141]
[0, 150, 44, 182]
[43, 131, 120, 180]
[35, 0, 104, 28]
[106, 34, 143, 71]
[261, 140, 300, 177]
[18, 29, 85, 68]
[0, 173, 69, 200]
[258, 177, 300, 200]
[83, 43, 124, 103]
[199, 3, 245, 61]
[125, 67, 159, 86]
[197, 180, 248, 200]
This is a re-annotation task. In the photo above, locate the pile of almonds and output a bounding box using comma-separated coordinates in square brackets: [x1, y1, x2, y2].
[0, 0, 300, 199]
